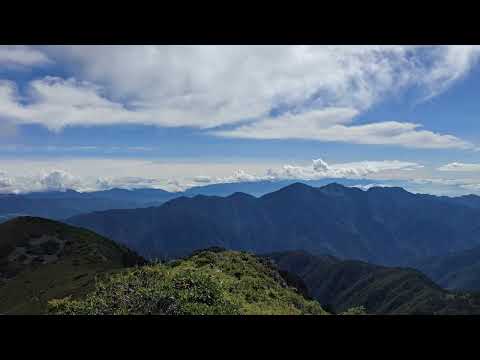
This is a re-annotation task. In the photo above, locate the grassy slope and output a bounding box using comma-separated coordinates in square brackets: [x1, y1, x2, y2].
[0, 217, 144, 314]
[49, 249, 328, 315]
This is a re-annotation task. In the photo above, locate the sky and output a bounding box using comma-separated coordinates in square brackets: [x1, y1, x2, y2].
[1, 45, 480, 195]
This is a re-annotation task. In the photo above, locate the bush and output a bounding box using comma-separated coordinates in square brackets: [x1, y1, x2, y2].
[340, 306, 367, 315]
[48, 250, 329, 316]
[48, 265, 240, 315]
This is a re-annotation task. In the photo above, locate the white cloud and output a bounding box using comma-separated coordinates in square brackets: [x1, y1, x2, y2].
[0, 170, 82, 193]
[0, 46, 51, 67]
[0, 172, 13, 189]
[438, 162, 480, 171]
[94, 176, 165, 191]
[0, 78, 146, 132]
[0, 45, 477, 149]
[49, 45, 480, 112]
[460, 183, 480, 191]
[39, 170, 81, 191]
[350, 183, 394, 190]
[213, 109, 473, 149]
[401, 177, 480, 196]
[421, 46, 480, 101]
[197, 158, 423, 186]
[265, 158, 423, 181]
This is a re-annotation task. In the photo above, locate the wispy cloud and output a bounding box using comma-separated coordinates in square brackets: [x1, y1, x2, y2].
[212, 109, 473, 150]
[438, 162, 480, 171]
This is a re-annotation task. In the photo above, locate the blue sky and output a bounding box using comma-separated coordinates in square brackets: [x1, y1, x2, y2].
[1, 45, 480, 194]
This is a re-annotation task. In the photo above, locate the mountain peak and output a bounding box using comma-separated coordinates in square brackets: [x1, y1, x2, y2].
[367, 186, 410, 194]
[227, 192, 256, 200]
[320, 182, 348, 191]
[284, 182, 314, 191]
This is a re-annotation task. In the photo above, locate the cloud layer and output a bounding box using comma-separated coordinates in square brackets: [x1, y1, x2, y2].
[0, 157, 424, 193]
[0, 45, 478, 149]
[1, 157, 480, 196]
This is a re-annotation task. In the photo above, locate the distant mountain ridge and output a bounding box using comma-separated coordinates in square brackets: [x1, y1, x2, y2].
[67, 182, 480, 266]
[0, 178, 386, 222]
[267, 251, 480, 314]
[3, 178, 480, 222]
[0, 188, 180, 222]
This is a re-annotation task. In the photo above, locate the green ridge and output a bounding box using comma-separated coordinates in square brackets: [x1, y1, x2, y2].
[49, 248, 328, 315]
[0, 217, 144, 314]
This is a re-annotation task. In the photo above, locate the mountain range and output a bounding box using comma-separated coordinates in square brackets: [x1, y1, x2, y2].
[0, 188, 178, 222]
[68, 182, 480, 268]
[4, 216, 480, 315]
[0, 178, 394, 222]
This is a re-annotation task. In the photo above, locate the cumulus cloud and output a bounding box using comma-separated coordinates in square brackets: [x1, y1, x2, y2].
[0, 45, 477, 149]
[350, 183, 394, 191]
[264, 159, 422, 180]
[39, 170, 81, 191]
[0, 157, 425, 194]
[196, 158, 423, 186]
[0, 170, 81, 193]
[0, 172, 13, 189]
[0, 170, 170, 194]
[94, 176, 164, 191]
[438, 162, 480, 171]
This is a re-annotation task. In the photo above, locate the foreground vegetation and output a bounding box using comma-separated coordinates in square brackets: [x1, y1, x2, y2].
[49, 248, 328, 315]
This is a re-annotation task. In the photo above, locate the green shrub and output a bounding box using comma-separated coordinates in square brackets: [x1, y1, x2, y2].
[340, 306, 367, 315]
[48, 250, 328, 315]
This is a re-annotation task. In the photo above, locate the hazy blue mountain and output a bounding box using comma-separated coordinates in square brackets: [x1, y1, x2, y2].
[67, 182, 480, 265]
[267, 251, 480, 314]
[0, 179, 385, 222]
[0, 188, 180, 221]
[9, 176, 477, 222]
[183, 178, 376, 197]
[0, 193, 137, 220]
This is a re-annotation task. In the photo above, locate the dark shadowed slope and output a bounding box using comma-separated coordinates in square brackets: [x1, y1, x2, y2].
[68, 183, 480, 265]
[412, 245, 480, 291]
[0, 217, 145, 314]
[267, 251, 480, 314]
